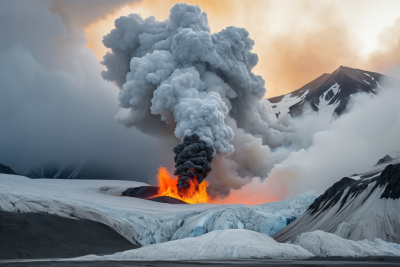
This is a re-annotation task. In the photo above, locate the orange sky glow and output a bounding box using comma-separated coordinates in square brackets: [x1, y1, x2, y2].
[84, 0, 400, 98]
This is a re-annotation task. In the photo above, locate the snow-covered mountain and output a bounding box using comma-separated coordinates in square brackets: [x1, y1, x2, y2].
[273, 157, 400, 243]
[268, 66, 399, 118]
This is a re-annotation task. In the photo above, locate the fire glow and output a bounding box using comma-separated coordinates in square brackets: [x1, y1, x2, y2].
[149, 166, 278, 205]
[149, 167, 211, 204]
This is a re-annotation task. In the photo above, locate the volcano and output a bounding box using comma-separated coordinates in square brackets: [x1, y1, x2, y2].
[268, 66, 400, 118]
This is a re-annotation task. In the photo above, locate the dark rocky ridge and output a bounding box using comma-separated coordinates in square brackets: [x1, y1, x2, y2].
[307, 163, 400, 215]
[0, 163, 16, 175]
[273, 159, 400, 243]
[377, 155, 393, 165]
[268, 66, 400, 118]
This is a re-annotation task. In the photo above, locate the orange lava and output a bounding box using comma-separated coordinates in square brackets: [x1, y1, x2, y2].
[150, 166, 211, 204]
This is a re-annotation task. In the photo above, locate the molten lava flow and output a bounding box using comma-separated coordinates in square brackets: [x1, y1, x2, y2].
[151, 166, 211, 204]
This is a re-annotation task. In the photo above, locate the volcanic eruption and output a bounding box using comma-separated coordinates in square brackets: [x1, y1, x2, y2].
[101, 3, 282, 202]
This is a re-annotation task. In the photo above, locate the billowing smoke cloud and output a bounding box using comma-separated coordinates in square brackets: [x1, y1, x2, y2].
[102, 3, 292, 190]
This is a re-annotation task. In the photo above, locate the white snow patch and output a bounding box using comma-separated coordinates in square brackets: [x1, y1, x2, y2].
[364, 73, 375, 80]
[363, 80, 371, 85]
[78, 229, 314, 260]
[315, 83, 341, 119]
[271, 89, 309, 117]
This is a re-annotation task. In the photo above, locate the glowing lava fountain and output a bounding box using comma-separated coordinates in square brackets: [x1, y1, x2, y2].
[150, 166, 211, 204]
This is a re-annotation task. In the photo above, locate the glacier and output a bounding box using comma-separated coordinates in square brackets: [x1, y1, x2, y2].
[0, 174, 316, 246]
[77, 229, 314, 261]
[76, 230, 400, 261]
[294, 231, 400, 257]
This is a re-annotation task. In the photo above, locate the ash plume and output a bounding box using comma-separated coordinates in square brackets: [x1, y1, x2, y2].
[102, 3, 301, 195]
[173, 134, 213, 192]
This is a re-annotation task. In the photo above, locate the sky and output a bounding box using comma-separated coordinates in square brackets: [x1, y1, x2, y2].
[84, 0, 400, 97]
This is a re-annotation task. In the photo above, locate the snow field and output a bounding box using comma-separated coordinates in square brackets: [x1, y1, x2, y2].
[0, 174, 316, 246]
[294, 231, 400, 257]
[78, 229, 314, 260]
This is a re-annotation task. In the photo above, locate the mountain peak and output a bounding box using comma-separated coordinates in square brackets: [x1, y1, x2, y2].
[268, 66, 399, 118]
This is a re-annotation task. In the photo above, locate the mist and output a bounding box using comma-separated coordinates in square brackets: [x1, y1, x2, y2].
[220, 75, 400, 203]
[0, 0, 175, 182]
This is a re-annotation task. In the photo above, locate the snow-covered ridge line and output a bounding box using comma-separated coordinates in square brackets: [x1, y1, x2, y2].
[273, 162, 400, 243]
[0, 174, 316, 246]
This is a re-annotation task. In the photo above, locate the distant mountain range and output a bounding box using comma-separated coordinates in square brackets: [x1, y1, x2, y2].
[268, 66, 400, 118]
[25, 160, 126, 180]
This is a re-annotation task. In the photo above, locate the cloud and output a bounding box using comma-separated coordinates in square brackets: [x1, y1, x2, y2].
[225, 80, 400, 201]
[0, 0, 171, 181]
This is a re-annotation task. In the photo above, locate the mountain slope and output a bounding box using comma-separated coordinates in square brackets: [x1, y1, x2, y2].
[268, 66, 399, 118]
[0, 163, 16, 175]
[273, 158, 400, 243]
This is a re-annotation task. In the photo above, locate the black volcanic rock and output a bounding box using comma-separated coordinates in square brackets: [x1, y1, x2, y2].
[122, 186, 188, 204]
[377, 155, 393, 165]
[375, 164, 400, 199]
[147, 196, 188, 204]
[268, 66, 400, 118]
[0, 163, 16, 175]
[122, 186, 159, 199]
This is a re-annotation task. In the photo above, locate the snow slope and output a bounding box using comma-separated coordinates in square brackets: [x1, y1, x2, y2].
[273, 160, 400, 243]
[295, 231, 400, 257]
[78, 229, 314, 260]
[0, 174, 316, 246]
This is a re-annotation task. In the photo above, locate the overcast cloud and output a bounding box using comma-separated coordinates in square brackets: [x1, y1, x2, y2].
[0, 0, 176, 182]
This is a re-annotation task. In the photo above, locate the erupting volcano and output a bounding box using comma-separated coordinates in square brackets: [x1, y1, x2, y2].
[148, 134, 214, 204]
[150, 166, 211, 204]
